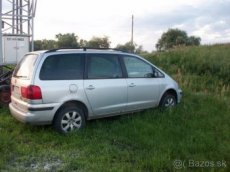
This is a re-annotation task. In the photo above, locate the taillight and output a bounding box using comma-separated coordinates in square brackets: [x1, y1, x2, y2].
[21, 85, 42, 100]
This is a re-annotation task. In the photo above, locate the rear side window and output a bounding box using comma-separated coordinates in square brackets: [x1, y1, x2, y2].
[13, 54, 38, 79]
[40, 54, 84, 80]
[87, 54, 122, 79]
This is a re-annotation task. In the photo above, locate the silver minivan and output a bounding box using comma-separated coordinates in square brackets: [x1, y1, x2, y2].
[9, 49, 182, 133]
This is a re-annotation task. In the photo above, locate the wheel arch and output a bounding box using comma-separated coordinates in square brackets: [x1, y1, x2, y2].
[53, 100, 89, 124]
[159, 88, 178, 106]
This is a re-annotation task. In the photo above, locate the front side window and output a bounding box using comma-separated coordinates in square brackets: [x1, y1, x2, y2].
[40, 54, 84, 80]
[123, 56, 153, 78]
[87, 54, 122, 79]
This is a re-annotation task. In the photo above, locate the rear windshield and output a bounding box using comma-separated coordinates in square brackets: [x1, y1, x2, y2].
[13, 54, 38, 79]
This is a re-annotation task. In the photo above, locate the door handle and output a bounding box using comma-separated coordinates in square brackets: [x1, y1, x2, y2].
[86, 85, 95, 90]
[128, 83, 136, 87]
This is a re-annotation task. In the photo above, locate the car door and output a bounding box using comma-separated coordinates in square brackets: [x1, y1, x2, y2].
[84, 53, 127, 116]
[37, 53, 85, 104]
[122, 55, 163, 111]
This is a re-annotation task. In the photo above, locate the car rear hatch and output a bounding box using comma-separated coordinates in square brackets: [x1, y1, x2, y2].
[11, 53, 42, 110]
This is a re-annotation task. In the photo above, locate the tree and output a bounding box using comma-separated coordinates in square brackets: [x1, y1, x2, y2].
[115, 42, 146, 54]
[34, 39, 57, 50]
[156, 28, 201, 51]
[115, 42, 135, 53]
[55, 33, 78, 48]
[187, 36, 201, 46]
[79, 39, 88, 48]
[34, 40, 43, 50]
[135, 45, 146, 54]
[87, 36, 110, 48]
[34, 34, 111, 50]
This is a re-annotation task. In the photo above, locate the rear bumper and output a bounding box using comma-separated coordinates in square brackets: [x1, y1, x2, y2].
[9, 102, 58, 125]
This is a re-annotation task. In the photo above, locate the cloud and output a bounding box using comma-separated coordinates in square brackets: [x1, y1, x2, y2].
[132, 0, 230, 50]
[32, 0, 230, 51]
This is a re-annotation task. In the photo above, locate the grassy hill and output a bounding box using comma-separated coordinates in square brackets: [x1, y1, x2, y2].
[145, 44, 230, 99]
[0, 44, 229, 171]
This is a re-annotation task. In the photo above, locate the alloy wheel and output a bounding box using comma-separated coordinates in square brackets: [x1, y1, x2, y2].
[61, 111, 82, 132]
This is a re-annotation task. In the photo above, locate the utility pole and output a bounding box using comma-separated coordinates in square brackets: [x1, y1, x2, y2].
[131, 15, 134, 46]
[0, 0, 3, 66]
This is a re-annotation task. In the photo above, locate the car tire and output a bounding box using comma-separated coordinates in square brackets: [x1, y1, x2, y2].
[0, 85, 11, 105]
[53, 106, 86, 134]
[159, 93, 177, 108]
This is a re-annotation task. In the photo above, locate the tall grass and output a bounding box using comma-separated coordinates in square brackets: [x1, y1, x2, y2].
[146, 44, 230, 81]
[144, 44, 230, 100]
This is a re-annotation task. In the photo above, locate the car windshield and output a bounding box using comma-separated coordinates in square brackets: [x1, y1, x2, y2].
[13, 54, 38, 79]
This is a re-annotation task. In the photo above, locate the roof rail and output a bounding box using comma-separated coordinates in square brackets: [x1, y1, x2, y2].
[45, 48, 85, 53]
[45, 47, 128, 53]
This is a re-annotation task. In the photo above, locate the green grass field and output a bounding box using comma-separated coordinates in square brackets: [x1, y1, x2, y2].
[0, 44, 230, 171]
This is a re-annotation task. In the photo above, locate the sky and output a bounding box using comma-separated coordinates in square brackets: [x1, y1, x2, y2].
[5, 0, 230, 51]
